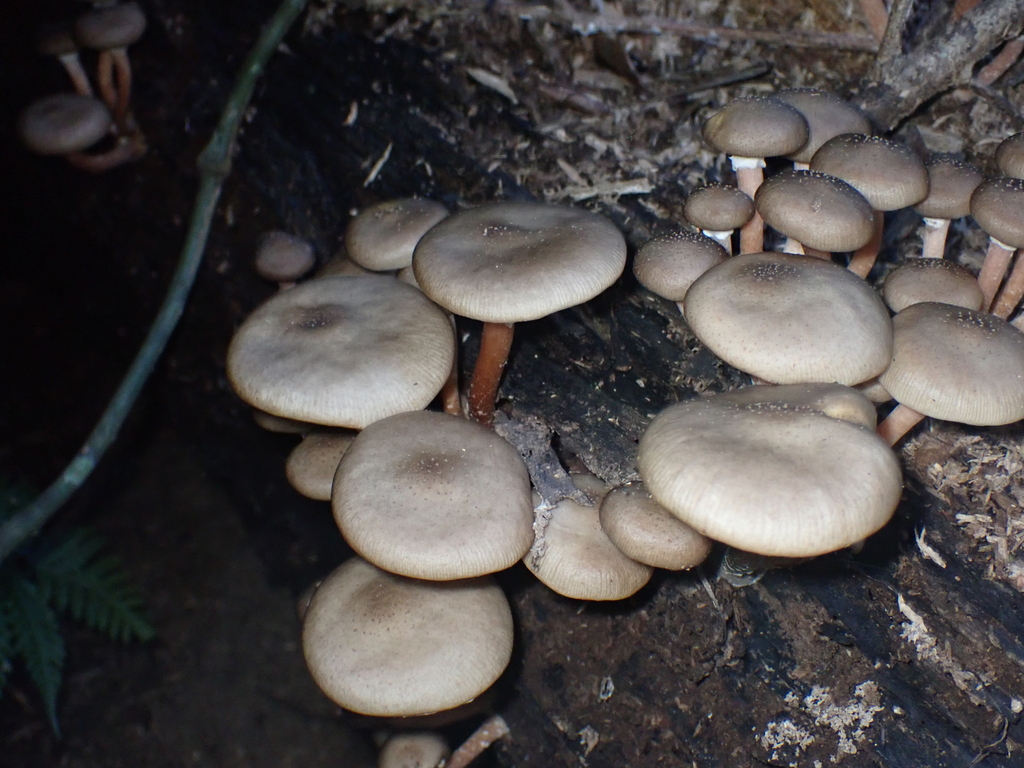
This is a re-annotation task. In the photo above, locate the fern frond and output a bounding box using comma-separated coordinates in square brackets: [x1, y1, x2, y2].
[5, 575, 64, 735]
[36, 531, 155, 643]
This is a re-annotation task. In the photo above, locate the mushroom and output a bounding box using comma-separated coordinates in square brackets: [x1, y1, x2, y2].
[377, 731, 449, 768]
[995, 132, 1024, 179]
[971, 178, 1024, 314]
[632, 229, 728, 313]
[876, 302, 1024, 444]
[331, 410, 534, 580]
[254, 231, 316, 289]
[37, 22, 93, 97]
[524, 473, 653, 601]
[413, 202, 626, 426]
[74, 1, 146, 128]
[346, 198, 449, 272]
[882, 258, 984, 313]
[302, 557, 514, 717]
[286, 431, 357, 501]
[810, 133, 929, 278]
[682, 252, 892, 386]
[227, 275, 455, 429]
[682, 183, 754, 254]
[912, 157, 982, 259]
[638, 383, 902, 557]
[774, 88, 872, 169]
[701, 96, 809, 253]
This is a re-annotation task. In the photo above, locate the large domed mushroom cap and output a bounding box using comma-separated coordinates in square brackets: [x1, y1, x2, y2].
[227, 275, 455, 428]
[17, 93, 111, 155]
[638, 384, 902, 557]
[74, 1, 146, 49]
[882, 259, 984, 313]
[302, 558, 513, 717]
[810, 134, 929, 211]
[332, 411, 534, 580]
[878, 302, 1024, 425]
[682, 252, 892, 385]
[412, 202, 626, 323]
[701, 96, 809, 159]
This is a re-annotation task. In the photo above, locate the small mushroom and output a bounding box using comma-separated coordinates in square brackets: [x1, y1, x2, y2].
[346, 198, 449, 271]
[286, 431, 357, 501]
[882, 258, 984, 313]
[377, 731, 449, 768]
[37, 22, 93, 97]
[912, 157, 981, 259]
[74, 1, 146, 129]
[632, 229, 728, 312]
[995, 133, 1024, 179]
[682, 183, 754, 254]
[254, 231, 316, 289]
[971, 178, 1024, 315]
[774, 88, 872, 169]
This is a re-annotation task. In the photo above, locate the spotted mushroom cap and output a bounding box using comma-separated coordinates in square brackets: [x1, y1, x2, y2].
[878, 302, 1024, 425]
[995, 133, 1024, 179]
[17, 93, 111, 155]
[774, 88, 872, 164]
[882, 259, 984, 313]
[346, 198, 449, 271]
[970, 177, 1024, 249]
[413, 202, 626, 323]
[227, 275, 455, 428]
[701, 96, 809, 159]
[682, 252, 893, 385]
[633, 230, 728, 303]
[754, 169, 876, 252]
[332, 411, 534, 580]
[74, 1, 146, 49]
[683, 184, 755, 232]
[912, 157, 982, 220]
[638, 384, 902, 557]
[302, 557, 513, 717]
[810, 134, 929, 211]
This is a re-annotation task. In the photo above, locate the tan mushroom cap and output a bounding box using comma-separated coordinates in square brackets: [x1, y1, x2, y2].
[638, 384, 902, 557]
[774, 88, 872, 164]
[810, 134, 929, 211]
[913, 158, 982, 220]
[702, 96, 809, 159]
[332, 411, 533, 580]
[525, 473, 653, 600]
[286, 431, 357, 501]
[717, 381, 878, 428]
[255, 231, 315, 283]
[74, 1, 146, 49]
[17, 93, 111, 155]
[878, 302, 1024, 425]
[754, 169, 875, 252]
[302, 557, 513, 717]
[412, 202, 626, 323]
[970, 177, 1024, 249]
[633, 230, 728, 302]
[227, 275, 455, 429]
[599, 482, 712, 570]
[378, 732, 450, 768]
[683, 252, 893, 385]
[683, 184, 755, 232]
[882, 259, 984, 313]
[996, 133, 1024, 179]
[346, 198, 449, 271]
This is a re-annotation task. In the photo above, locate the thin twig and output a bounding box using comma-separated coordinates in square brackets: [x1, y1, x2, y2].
[0, 0, 311, 566]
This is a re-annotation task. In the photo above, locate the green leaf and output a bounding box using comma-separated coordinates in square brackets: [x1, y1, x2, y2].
[36, 530, 155, 644]
[5, 575, 64, 735]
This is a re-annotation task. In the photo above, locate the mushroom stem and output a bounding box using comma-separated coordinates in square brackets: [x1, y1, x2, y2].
[733, 162, 765, 254]
[65, 131, 147, 173]
[847, 213, 884, 278]
[445, 715, 510, 768]
[95, 49, 118, 121]
[468, 322, 515, 427]
[441, 357, 462, 416]
[919, 217, 950, 259]
[978, 238, 1016, 311]
[803, 245, 830, 260]
[111, 48, 133, 128]
[991, 253, 1024, 318]
[702, 229, 733, 256]
[58, 52, 94, 97]
[877, 403, 926, 446]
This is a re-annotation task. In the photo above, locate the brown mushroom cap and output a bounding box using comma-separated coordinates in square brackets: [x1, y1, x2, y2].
[17, 93, 111, 155]
[74, 1, 146, 49]
[682, 252, 893, 385]
[599, 482, 712, 570]
[995, 133, 1024, 179]
[412, 202, 626, 323]
[702, 96, 809, 159]
[255, 231, 316, 283]
[882, 259, 984, 313]
[912, 157, 982, 220]
[878, 302, 1024, 425]
[754, 169, 876, 252]
[346, 198, 449, 271]
[633, 230, 728, 302]
[302, 558, 513, 717]
[774, 88, 872, 164]
[970, 177, 1024, 249]
[332, 411, 533, 580]
[227, 275, 455, 429]
[638, 384, 902, 557]
[286, 431, 357, 501]
[525, 474, 653, 601]
[810, 134, 929, 211]
[683, 184, 755, 232]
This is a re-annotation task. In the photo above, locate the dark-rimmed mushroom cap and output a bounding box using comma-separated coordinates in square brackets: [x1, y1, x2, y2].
[74, 1, 146, 49]
[774, 88, 872, 164]
[346, 198, 449, 271]
[701, 96, 808, 159]
[302, 558, 513, 717]
[882, 259, 984, 313]
[810, 134, 929, 211]
[970, 177, 1024, 249]
[412, 202, 626, 323]
[17, 93, 111, 155]
[878, 302, 1024, 425]
[754, 169, 875, 252]
[682, 252, 892, 385]
[683, 184, 755, 232]
[633, 230, 728, 302]
[332, 410, 533, 580]
[638, 384, 901, 557]
[227, 275, 455, 428]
